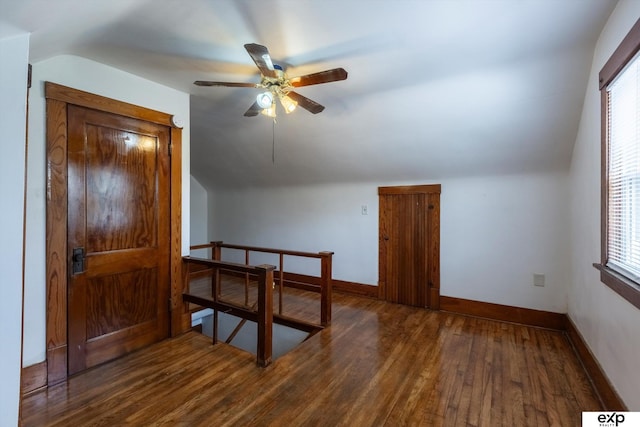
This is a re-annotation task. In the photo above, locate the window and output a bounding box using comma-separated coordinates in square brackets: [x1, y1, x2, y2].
[607, 53, 640, 278]
[597, 18, 640, 309]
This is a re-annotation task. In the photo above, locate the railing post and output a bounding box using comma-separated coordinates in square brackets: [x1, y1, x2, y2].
[210, 242, 223, 341]
[244, 250, 250, 306]
[210, 241, 222, 261]
[256, 264, 275, 367]
[212, 265, 219, 345]
[319, 251, 334, 326]
[278, 253, 284, 315]
[211, 241, 222, 299]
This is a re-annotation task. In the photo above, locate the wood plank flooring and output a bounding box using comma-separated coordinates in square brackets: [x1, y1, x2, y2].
[21, 292, 601, 426]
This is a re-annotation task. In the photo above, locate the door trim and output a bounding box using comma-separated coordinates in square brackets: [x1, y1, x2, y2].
[45, 82, 183, 385]
[378, 184, 441, 309]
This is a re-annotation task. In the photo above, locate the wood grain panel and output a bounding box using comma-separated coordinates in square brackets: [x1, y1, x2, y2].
[66, 105, 88, 376]
[379, 185, 440, 308]
[85, 248, 159, 277]
[85, 125, 158, 252]
[415, 193, 427, 307]
[387, 194, 421, 304]
[378, 193, 389, 299]
[86, 268, 158, 339]
[85, 320, 160, 369]
[428, 193, 441, 309]
[170, 127, 184, 337]
[45, 98, 69, 384]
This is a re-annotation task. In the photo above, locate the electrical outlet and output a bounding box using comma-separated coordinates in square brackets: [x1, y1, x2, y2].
[361, 205, 368, 215]
[533, 273, 545, 287]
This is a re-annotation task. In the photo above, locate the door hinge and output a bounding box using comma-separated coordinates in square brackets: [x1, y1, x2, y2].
[169, 143, 173, 156]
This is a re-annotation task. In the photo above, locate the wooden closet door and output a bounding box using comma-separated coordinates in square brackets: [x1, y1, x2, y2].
[379, 185, 440, 309]
[67, 105, 171, 374]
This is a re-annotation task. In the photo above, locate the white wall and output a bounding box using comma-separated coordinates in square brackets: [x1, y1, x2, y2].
[211, 171, 570, 313]
[569, 0, 640, 410]
[211, 182, 379, 281]
[442, 173, 570, 312]
[0, 32, 29, 427]
[190, 175, 209, 246]
[23, 55, 191, 367]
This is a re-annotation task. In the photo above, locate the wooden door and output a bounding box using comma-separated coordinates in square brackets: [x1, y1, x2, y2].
[67, 105, 171, 374]
[379, 185, 440, 309]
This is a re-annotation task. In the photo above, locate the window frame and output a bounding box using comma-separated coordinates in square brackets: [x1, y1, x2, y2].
[595, 18, 640, 310]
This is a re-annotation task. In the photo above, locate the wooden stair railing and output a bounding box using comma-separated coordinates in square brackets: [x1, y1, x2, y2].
[182, 257, 275, 367]
[190, 241, 334, 326]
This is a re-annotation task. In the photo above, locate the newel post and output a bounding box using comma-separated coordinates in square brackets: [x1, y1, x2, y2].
[256, 264, 275, 367]
[319, 251, 334, 326]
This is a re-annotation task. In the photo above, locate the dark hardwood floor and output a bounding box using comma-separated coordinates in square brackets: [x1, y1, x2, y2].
[21, 291, 601, 426]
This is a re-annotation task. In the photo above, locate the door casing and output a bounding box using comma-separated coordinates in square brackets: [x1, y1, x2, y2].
[44, 82, 184, 385]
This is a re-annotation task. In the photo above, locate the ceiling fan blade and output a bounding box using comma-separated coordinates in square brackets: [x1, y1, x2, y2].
[244, 43, 277, 78]
[244, 101, 262, 117]
[287, 91, 325, 114]
[289, 68, 348, 87]
[194, 81, 258, 88]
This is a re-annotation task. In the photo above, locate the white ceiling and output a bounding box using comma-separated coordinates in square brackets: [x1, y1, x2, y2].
[1, 0, 617, 189]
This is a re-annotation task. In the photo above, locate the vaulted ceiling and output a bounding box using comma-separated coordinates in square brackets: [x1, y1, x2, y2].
[1, 0, 617, 189]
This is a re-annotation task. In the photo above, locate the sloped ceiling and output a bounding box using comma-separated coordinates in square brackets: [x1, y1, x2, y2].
[1, 0, 617, 189]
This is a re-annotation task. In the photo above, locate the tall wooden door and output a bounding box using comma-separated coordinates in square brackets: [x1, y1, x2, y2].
[378, 185, 440, 309]
[67, 105, 171, 374]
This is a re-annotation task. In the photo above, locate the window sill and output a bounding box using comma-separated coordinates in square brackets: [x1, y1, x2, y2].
[593, 263, 640, 310]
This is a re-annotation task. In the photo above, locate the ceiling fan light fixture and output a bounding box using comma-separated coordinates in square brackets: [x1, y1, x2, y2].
[261, 102, 277, 118]
[256, 91, 274, 109]
[279, 95, 298, 113]
[196, 44, 347, 118]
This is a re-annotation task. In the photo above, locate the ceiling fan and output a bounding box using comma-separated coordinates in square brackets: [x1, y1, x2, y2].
[194, 43, 348, 118]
